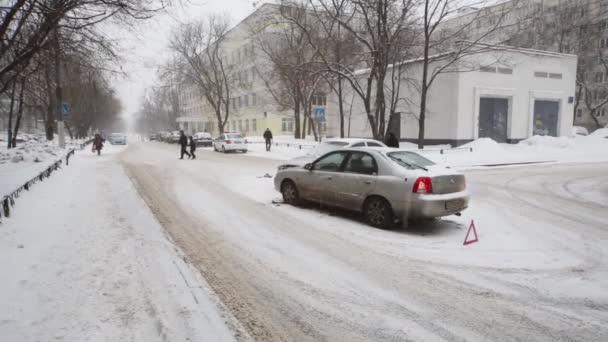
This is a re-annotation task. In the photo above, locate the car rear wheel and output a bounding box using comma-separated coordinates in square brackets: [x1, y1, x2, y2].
[222, 146, 226, 153]
[281, 180, 300, 205]
[363, 197, 393, 229]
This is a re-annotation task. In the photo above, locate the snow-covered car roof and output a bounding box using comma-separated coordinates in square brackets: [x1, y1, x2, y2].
[323, 138, 386, 145]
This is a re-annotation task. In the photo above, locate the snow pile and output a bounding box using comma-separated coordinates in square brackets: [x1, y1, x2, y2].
[589, 128, 608, 139]
[518, 135, 575, 149]
[461, 137, 501, 151]
[0, 133, 85, 195]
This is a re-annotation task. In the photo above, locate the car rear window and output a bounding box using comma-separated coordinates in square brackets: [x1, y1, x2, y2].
[387, 151, 435, 168]
[227, 133, 243, 139]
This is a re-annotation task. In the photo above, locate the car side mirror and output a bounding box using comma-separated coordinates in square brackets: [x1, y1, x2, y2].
[304, 163, 313, 171]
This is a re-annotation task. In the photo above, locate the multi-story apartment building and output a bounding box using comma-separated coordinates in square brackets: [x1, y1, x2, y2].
[441, 0, 608, 130]
[176, 3, 328, 138]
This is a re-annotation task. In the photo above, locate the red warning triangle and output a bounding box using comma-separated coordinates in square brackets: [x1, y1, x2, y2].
[463, 220, 479, 246]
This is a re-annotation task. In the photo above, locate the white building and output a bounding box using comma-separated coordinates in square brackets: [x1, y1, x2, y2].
[327, 45, 578, 145]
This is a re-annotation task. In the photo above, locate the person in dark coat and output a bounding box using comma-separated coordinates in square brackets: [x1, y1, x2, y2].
[263, 128, 273, 152]
[179, 130, 191, 159]
[188, 136, 196, 159]
[93, 133, 104, 156]
[385, 132, 400, 148]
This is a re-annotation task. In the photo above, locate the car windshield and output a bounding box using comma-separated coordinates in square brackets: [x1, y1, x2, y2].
[387, 151, 435, 169]
[310, 141, 349, 155]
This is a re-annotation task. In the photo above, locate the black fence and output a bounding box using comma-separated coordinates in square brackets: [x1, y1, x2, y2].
[1, 148, 76, 222]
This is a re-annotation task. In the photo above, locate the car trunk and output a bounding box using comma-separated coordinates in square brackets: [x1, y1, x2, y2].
[431, 175, 466, 194]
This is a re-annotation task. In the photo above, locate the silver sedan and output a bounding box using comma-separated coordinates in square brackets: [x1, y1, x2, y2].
[274, 148, 470, 229]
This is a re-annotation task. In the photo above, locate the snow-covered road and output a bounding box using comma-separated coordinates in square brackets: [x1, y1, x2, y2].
[122, 142, 608, 341]
[0, 144, 241, 342]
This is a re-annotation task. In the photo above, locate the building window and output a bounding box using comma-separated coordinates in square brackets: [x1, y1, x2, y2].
[238, 120, 243, 131]
[311, 94, 327, 106]
[534, 71, 548, 78]
[252, 119, 257, 132]
[282, 118, 294, 132]
[244, 94, 249, 107]
[233, 121, 236, 131]
[549, 73, 562, 79]
[497, 67, 513, 75]
[245, 119, 249, 132]
[238, 96, 242, 108]
[251, 68, 257, 81]
[252, 93, 257, 106]
[480, 66, 496, 73]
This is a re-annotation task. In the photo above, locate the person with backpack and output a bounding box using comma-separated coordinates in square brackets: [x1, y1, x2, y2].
[188, 136, 196, 159]
[263, 128, 273, 152]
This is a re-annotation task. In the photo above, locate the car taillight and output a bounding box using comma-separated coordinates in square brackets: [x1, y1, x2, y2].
[244, 139, 248, 144]
[226, 140, 232, 144]
[413, 177, 433, 194]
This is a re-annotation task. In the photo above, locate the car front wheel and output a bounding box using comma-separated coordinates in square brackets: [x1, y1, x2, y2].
[281, 180, 300, 205]
[363, 197, 393, 229]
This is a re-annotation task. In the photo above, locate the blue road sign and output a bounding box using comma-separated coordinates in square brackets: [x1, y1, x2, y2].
[61, 103, 71, 120]
[314, 107, 326, 122]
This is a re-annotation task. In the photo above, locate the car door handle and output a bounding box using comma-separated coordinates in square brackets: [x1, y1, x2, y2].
[364, 181, 372, 184]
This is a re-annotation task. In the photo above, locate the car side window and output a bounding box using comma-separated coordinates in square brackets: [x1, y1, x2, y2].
[367, 142, 383, 147]
[351, 142, 365, 147]
[313, 152, 348, 172]
[344, 152, 378, 175]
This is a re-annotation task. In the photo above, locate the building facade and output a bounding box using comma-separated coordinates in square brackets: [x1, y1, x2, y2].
[175, 3, 328, 138]
[326, 46, 578, 145]
[440, 0, 608, 130]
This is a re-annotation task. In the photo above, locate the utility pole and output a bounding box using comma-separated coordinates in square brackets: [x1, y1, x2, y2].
[54, 27, 65, 148]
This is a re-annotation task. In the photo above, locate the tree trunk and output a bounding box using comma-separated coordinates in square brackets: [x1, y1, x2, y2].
[294, 97, 301, 139]
[6, 81, 16, 149]
[338, 76, 345, 138]
[11, 78, 26, 148]
[65, 121, 74, 139]
[301, 114, 307, 140]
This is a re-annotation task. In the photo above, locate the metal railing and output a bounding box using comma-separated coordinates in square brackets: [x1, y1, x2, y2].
[1, 148, 76, 222]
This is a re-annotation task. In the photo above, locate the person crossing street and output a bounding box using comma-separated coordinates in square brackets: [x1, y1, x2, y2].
[179, 130, 191, 159]
[263, 128, 273, 152]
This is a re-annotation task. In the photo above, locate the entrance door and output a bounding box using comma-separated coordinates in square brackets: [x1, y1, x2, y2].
[479, 98, 509, 142]
[533, 100, 559, 137]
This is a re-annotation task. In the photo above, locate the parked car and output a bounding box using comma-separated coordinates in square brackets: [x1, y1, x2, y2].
[287, 138, 388, 167]
[149, 133, 160, 141]
[274, 148, 469, 229]
[107, 133, 127, 145]
[158, 131, 171, 142]
[213, 132, 247, 153]
[169, 130, 181, 144]
[193, 132, 213, 147]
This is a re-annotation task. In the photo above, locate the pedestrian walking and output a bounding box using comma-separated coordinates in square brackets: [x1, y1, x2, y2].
[385, 132, 400, 148]
[179, 130, 191, 159]
[92, 133, 104, 156]
[189, 136, 196, 159]
[263, 128, 273, 152]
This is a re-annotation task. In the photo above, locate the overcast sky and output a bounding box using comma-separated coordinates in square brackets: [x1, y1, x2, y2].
[112, 0, 255, 128]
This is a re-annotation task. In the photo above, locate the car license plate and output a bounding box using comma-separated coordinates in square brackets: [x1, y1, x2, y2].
[445, 199, 464, 211]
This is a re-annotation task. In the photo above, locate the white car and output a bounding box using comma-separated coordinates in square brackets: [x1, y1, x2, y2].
[193, 132, 213, 147]
[288, 138, 388, 166]
[107, 133, 127, 145]
[213, 132, 248, 153]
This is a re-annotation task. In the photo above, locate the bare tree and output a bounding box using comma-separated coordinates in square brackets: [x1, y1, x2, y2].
[413, 0, 526, 148]
[169, 15, 234, 134]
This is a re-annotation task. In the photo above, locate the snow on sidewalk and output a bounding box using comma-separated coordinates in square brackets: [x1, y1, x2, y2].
[0, 145, 239, 341]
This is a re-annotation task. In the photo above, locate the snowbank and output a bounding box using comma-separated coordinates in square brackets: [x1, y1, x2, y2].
[0, 133, 87, 196]
[518, 135, 575, 148]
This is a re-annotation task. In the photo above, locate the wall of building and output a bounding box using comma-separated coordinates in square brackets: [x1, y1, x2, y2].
[456, 50, 577, 141]
[327, 48, 578, 145]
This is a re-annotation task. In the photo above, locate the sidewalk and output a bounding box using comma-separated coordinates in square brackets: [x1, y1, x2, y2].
[0, 145, 239, 341]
